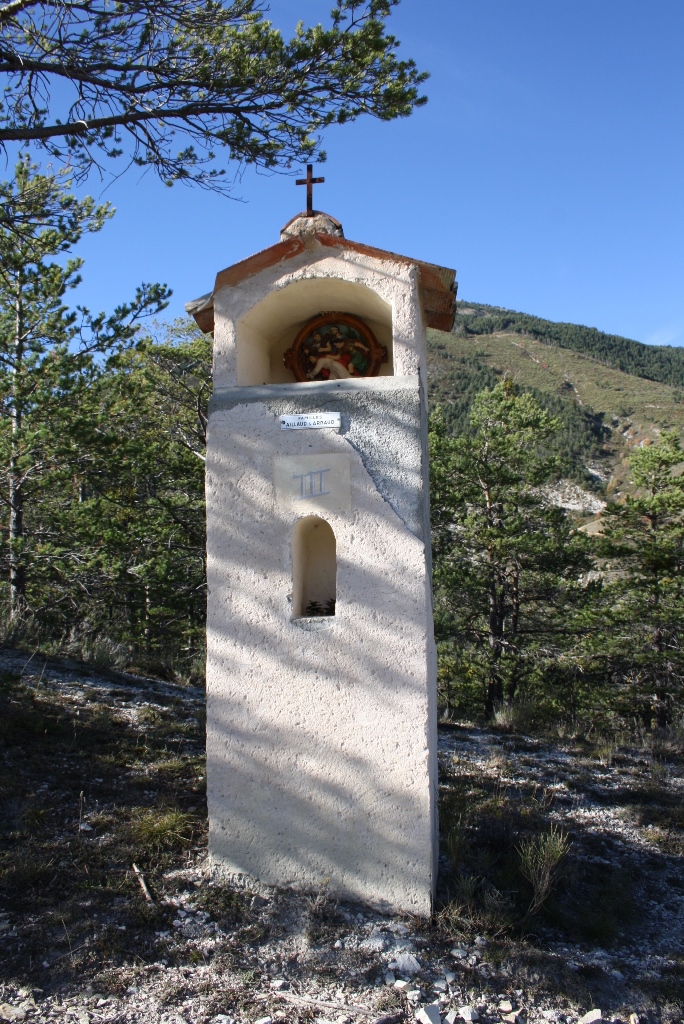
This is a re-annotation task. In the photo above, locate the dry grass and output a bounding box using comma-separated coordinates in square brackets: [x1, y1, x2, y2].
[517, 826, 571, 923]
[438, 746, 640, 946]
[2, 655, 683, 1021]
[0, 659, 207, 985]
[429, 327, 684, 434]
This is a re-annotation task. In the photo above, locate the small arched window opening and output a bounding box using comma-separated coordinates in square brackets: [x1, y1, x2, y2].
[292, 516, 336, 618]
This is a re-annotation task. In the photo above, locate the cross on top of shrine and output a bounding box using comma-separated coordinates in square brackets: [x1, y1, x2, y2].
[296, 164, 325, 216]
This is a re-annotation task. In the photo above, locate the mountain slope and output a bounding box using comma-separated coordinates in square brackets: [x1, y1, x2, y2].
[454, 301, 684, 389]
[426, 303, 684, 507]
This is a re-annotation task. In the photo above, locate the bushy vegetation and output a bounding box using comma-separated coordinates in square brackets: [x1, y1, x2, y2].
[431, 381, 684, 732]
[0, 161, 209, 679]
[431, 381, 593, 718]
[0, 317, 211, 680]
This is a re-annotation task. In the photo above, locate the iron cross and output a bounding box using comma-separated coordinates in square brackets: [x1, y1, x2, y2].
[296, 164, 325, 216]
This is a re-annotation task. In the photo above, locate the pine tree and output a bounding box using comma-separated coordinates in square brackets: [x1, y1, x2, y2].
[430, 380, 589, 719]
[0, 1, 426, 194]
[0, 158, 169, 623]
[64, 320, 211, 671]
[597, 432, 684, 727]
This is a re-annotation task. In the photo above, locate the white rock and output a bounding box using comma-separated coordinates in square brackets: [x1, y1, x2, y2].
[502, 1015, 519, 1024]
[445, 1013, 459, 1024]
[388, 922, 410, 936]
[384, 972, 396, 986]
[458, 1008, 479, 1023]
[79, 823, 93, 832]
[407, 991, 422, 1002]
[450, 948, 468, 960]
[255, 1017, 272, 1024]
[393, 952, 421, 975]
[578, 1013, 602, 1024]
[0, 1005, 26, 1022]
[416, 1007, 441, 1024]
[212, 1017, 234, 1024]
[270, 980, 288, 991]
[433, 981, 448, 993]
[394, 981, 411, 992]
[360, 936, 388, 952]
[498, 1001, 514, 1014]
[444, 972, 456, 984]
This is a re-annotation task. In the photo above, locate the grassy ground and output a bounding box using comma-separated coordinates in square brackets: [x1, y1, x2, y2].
[437, 726, 684, 1013]
[1, 651, 683, 1023]
[0, 652, 206, 987]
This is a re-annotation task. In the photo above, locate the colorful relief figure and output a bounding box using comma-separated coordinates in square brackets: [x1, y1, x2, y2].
[303, 323, 371, 381]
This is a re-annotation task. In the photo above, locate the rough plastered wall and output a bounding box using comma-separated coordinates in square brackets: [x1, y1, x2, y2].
[205, 244, 437, 915]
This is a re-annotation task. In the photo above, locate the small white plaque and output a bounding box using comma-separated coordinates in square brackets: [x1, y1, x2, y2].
[280, 412, 341, 431]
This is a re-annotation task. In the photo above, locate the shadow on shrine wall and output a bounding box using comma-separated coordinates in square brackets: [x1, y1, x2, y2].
[206, 696, 431, 908]
[203, 411, 436, 908]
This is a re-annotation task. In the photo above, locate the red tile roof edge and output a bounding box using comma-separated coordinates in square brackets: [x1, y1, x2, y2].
[187, 234, 456, 334]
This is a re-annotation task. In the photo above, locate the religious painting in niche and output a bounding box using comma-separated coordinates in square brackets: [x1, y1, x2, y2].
[283, 312, 387, 383]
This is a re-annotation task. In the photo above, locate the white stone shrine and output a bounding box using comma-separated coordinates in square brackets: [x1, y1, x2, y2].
[187, 204, 456, 915]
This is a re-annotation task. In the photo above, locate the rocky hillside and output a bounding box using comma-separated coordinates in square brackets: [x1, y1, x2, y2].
[427, 303, 684, 514]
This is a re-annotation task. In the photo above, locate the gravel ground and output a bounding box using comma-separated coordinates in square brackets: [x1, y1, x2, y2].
[0, 651, 682, 1024]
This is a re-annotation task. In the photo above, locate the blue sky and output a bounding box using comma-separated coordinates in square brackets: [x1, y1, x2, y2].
[51, 0, 684, 346]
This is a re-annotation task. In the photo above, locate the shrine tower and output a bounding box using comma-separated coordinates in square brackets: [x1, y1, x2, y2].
[187, 181, 456, 915]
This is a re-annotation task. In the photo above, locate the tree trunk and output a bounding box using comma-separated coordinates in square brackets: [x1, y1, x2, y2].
[144, 584, 151, 655]
[8, 462, 25, 620]
[9, 289, 25, 621]
[486, 577, 504, 717]
[506, 569, 520, 704]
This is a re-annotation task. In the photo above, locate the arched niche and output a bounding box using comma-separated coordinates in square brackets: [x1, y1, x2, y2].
[292, 516, 336, 618]
[237, 277, 392, 386]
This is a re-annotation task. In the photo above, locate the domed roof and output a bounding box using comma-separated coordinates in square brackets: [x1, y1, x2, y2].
[280, 211, 344, 240]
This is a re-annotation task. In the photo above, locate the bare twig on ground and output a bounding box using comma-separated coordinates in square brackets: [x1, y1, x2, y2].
[274, 991, 375, 1016]
[132, 862, 154, 903]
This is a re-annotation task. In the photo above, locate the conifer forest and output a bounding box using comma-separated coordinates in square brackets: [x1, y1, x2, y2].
[0, 162, 683, 739]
